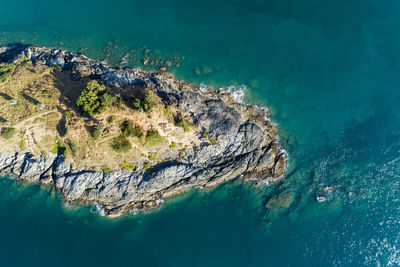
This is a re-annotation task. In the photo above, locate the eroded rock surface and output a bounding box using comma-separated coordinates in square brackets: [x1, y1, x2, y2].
[0, 44, 287, 217]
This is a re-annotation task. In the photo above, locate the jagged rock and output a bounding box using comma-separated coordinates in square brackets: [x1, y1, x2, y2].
[0, 44, 287, 217]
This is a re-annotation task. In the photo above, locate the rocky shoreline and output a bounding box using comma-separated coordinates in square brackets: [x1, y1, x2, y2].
[0, 44, 287, 217]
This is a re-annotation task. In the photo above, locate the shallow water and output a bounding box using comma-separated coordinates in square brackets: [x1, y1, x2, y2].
[1, 0, 400, 266]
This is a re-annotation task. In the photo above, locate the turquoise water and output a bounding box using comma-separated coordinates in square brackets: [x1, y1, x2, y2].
[1, 0, 400, 266]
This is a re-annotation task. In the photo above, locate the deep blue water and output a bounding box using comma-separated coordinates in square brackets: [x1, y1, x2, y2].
[1, 0, 400, 266]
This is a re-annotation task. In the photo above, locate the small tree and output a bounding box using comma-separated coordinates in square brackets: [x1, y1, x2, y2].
[64, 111, 73, 120]
[143, 91, 155, 111]
[101, 93, 117, 107]
[76, 80, 105, 116]
[133, 98, 142, 111]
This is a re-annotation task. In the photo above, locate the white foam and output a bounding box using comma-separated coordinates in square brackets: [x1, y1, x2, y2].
[90, 202, 106, 216]
[156, 198, 165, 205]
[223, 85, 246, 103]
[199, 83, 209, 92]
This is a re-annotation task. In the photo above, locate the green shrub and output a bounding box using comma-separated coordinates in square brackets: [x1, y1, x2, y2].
[210, 137, 218, 145]
[101, 93, 117, 107]
[19, 140, 27, 150]
[92, 128, 101, 139]
[132, 91, 156, 111]
[0, 63, 16, 83]
[193, 145, 199, 152]
[145, 129, 163, 146]
[64, 111, 73, 120]
[120, 160, 136, 170]
[148, 152, 158, 161]
[144, 162, 150, 170]
[170, 141, 177, 148]
[67, 140, 78, 154]
[143, 91, 155, 111]
[120, 120, 144, 138]
[201, 129, 209, 138]
[107, 115, 115, 123]
[176, 120, 190, 132]
[103, 167, 111, 174]
[110, 134, 131, 152]
[133, 98, 142, 111]
[76, 80, 105, 116]
[1, 127, 16, 139]
[179, 148, 187, 156]
[51, 143, 68, 157]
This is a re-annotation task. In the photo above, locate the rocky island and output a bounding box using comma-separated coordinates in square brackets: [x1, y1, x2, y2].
[0, 44, 286, 217]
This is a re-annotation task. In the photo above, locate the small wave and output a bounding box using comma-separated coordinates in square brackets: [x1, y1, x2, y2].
[156, 198, 165, 205]
[90, 202, 106, 216]
[223, 85, 246, 104]
[199, 83, 209, 92]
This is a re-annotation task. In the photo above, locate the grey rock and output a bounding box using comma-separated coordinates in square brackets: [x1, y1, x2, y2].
[0, 44, 287, 217]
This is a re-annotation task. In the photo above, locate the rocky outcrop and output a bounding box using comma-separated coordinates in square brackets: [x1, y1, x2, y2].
[0, 44, 287, 217]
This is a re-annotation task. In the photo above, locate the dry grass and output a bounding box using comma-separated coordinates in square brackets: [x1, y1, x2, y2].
[0, 60, 201, 171]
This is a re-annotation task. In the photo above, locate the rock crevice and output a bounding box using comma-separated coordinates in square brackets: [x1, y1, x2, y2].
[0, 44, 287, 217]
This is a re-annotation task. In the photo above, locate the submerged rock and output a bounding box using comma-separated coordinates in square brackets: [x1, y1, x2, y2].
[0, 44, 287, 217]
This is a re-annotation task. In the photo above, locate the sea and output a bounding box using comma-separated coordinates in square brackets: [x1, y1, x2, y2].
[0, 0, 400, 266]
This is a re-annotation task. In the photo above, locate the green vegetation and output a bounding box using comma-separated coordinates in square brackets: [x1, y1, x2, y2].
[145, 129, 163, 146]
[120, 120, 144, 138]
[141, 153, 147, 158]
[176, 120, 190, 132]
[170, 141, 177, 148]
[103, 167, 112, 174]
[120, 160, 136, 170]
[51, 143, 68, 157]
[132, 91, 156, 112]
[144, 162, 150, 170]
[101, 93, 117, 107]
[64, 111, 73, 120]
[47, 65, 61, 72]
[148, 152, 158, 161]
[107, 115, 115, 123]
[92, 128, 101, 139]
[210, 137, 218, 145]
[1, 127, 16, 139]
[193, 145, 199, 152]
[92, 123, 105, 139]
[66, 140, 78, 154]
[179, 148, 187, 156]
[201, 129, 209, 138]
[76, 80, 106, 116]
[110, 134, 131, 152]
[19, 140, 27, 150]
[0, 63, 17, 83]
[133, 98, 142, 111]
